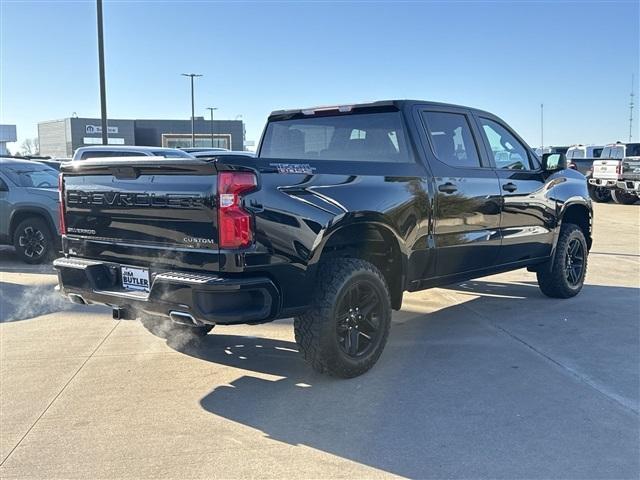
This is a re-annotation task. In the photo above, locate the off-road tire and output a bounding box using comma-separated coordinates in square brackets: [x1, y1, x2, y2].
[537, 223, 588, 298]
[294, 258, 391, 378]
[588, 184, 611, 203]
[611, 189, 638, 205]
[140, 315, 214, 339]
[13, 217, 54, 264]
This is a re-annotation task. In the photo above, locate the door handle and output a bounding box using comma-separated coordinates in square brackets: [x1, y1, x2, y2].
[502, 182, 518, 192]
[438, 182, 458, 194]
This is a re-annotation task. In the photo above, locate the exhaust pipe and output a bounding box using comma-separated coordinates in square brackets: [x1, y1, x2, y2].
[68, 294, 86, 305]
[112, 307, 129, 320]
[169, 311, 198, 326]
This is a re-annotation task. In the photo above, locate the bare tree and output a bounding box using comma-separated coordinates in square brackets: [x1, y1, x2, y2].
[20, 138, 40, 156]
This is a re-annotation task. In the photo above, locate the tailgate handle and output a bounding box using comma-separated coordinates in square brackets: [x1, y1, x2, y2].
[112, 167, 140, 179]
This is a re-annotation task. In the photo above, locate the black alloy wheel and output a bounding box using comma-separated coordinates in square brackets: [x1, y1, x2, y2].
[564, 238, 585, 287]
[336, 280, 383, 358]
[294, 258, 392, 378]
[537, 223, 588, 298]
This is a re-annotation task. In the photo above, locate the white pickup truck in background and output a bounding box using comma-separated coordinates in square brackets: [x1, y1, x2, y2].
[590, 142, 640, 204]
[566, 145, 609, 202]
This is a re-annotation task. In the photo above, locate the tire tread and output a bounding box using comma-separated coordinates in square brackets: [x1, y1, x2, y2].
[294, 258, 391, 378]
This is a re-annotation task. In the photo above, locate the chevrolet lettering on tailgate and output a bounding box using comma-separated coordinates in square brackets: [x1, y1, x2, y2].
[66, 191, 205, 209]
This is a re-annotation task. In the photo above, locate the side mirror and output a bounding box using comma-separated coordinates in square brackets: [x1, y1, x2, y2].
[542, 152, 567, 171]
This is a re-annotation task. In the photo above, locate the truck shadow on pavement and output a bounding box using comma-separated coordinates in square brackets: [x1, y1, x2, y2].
[0, 247, 59, 275]
[182, 280, 639, 479]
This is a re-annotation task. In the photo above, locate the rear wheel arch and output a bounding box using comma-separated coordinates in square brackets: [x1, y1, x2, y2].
[313, 219, 406, 310]
[9, 208, 56, 240]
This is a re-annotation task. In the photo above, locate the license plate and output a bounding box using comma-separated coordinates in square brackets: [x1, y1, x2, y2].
[121, 266, 150, 292]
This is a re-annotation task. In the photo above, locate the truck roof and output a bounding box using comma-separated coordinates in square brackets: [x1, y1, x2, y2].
[269, 99, 495, 120]
[74, 145, 184, 153]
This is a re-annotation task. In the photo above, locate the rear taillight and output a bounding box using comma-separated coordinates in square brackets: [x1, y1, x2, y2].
[217, 171, 257, 249]
[58, 173, 66, 235]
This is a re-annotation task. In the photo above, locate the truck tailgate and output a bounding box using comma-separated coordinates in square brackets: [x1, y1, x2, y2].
[592, 159, 621, 180]
[622, 157, 640, 181]
[61, 158, 219, 249]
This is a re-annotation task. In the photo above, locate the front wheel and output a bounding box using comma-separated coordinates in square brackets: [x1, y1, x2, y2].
[611, 189, 638, 205]
[537, 223, 588, 298]
[294, 258, 392, 378]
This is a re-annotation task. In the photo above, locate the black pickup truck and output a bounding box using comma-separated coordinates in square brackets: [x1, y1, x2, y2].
[54, 100, 592, 378]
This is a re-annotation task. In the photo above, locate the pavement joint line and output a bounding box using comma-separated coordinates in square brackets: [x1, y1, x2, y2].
[440, 290, 640, 416]
[0, 320, 122, 467]
[591, 251, 640, 256]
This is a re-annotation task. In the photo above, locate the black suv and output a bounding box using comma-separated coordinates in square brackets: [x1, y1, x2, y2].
[54, 100, 592, 377]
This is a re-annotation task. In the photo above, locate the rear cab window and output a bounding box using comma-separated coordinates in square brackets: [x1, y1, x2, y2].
[80, 151, 148, 160]
[626, 143, 640, 157]
[259, 111, 415, 163]
[567, 148, 585, 159]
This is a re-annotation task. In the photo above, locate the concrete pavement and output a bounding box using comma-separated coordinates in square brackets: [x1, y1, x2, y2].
[1, 202, 638, 479]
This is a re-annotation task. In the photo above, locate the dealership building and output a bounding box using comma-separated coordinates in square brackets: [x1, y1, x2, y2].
[38, 117, 245, 157]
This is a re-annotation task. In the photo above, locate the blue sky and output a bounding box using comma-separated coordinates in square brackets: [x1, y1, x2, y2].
[1, 0, 638, 152]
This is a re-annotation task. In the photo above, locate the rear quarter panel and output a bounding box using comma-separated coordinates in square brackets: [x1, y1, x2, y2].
[234, 159, 431, 313]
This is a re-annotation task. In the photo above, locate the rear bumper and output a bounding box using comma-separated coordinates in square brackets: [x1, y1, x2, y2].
[615, 180, 640, 194]
[53, 257, 279, 325]
[588, 178, 617, 188]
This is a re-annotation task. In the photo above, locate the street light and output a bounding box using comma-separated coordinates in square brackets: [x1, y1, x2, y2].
[206, 107, 218, 148]
[181, 73, 203, 147]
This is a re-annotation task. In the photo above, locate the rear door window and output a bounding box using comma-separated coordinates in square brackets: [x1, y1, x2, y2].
[421, 111, 482, 168]
[260, 112, 414, 163]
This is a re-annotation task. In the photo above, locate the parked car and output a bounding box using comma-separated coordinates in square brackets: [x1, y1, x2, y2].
[54, 100, 592, 378]
[8, 155, 65, 171]
[589, 142, 640, 204]
[0, 158, 60, 263]
[535, 146, 570, 157]
[566, 144, 610, 203]
[72, 145, 194, 160]
[181, 147, 229, 153]
[189, 150, 255, 159]
[34, 159, 64, 171]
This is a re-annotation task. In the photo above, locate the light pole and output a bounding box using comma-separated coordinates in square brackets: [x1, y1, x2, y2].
[181, 73, 203, 147]
[206, 107, 218, 148]
[96, 0, 108, 145]
[540, 103, 544, 152]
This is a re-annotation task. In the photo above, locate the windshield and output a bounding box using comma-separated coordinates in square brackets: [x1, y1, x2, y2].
[5, 166, 57, 188]
[260, 111, 414, 163]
